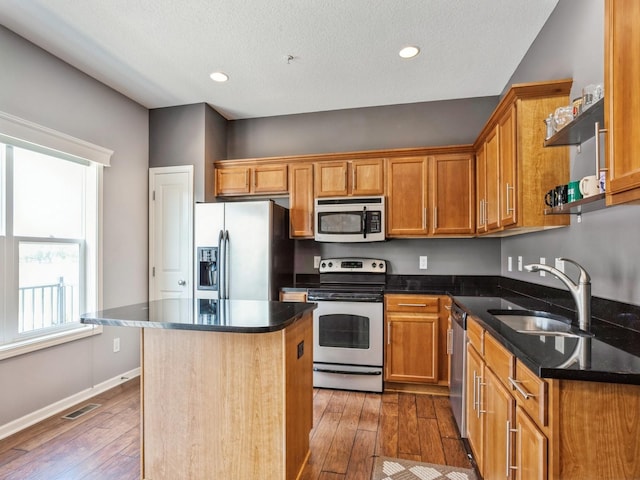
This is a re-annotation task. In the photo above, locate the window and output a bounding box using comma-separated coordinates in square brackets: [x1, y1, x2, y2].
[0, 113, 109, 357]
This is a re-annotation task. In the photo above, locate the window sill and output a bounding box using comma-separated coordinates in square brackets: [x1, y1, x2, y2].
[0, 324, 103, 361]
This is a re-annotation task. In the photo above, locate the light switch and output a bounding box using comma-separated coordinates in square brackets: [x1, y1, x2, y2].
[419, 256, 428, 270]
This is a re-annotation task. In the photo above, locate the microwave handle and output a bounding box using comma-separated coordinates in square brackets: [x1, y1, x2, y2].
[362, 207, 367, 239]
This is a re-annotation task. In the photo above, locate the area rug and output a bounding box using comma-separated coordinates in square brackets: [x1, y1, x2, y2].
[371, 456, 478, 480]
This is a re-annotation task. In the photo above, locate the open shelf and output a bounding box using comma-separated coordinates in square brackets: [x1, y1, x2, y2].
[544, 97, 604, 147]
[543, 193, 606, 216]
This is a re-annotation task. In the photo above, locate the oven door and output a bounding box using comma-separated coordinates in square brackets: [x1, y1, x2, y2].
[313, 300, 383, 366]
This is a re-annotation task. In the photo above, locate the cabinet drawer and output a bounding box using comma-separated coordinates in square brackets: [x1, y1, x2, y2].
[512, 360, 548, 427]
[467, 316, 484, 354]
[484, 333, 514, 388]
[279, 291, 307, 303]
[385, 294, 439, 313]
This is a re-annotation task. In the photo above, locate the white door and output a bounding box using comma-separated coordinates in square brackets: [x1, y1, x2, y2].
[149, 166, 193, 300]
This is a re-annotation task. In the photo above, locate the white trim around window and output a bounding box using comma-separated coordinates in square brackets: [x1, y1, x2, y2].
[0, 111, 114, 167]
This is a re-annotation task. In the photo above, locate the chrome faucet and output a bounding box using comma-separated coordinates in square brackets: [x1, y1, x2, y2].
[524, 258, 592, 332]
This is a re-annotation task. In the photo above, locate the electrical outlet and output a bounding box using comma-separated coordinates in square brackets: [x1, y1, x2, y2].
[113, 337, 120, 353]
[419, 256, 428, 270]
[313, 256, 321, 269]
[539, 257, 546, 276]
[555, 258, 565, 272]
[517, 256, 523, 271]
[507, 256, 513, 272]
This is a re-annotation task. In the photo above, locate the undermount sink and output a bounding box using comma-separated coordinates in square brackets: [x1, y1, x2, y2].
[487, 309, 586, 337]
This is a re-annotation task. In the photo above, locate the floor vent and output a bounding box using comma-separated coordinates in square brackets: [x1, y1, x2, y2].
[62, 403, 101, 420]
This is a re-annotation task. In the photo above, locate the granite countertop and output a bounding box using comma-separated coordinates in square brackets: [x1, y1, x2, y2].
[285, 273, 640, 384]
[453, 295, 640, 385]
[80, 298, 317, 333]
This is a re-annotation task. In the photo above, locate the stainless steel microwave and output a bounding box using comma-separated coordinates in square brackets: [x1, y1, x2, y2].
[314, 196, 385, 242]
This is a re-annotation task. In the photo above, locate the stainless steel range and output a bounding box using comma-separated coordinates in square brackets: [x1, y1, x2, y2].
[307, 257, 386, 393]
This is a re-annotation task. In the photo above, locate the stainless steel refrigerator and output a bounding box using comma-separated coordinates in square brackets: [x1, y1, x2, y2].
[194, 200, 293, 301]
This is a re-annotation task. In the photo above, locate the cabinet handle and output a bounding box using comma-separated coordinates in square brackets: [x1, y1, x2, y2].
[594, 121, 608, 177]
[444, 304, 452, 311]
[423, 208, 427, 229]
[482, 199, 487, 226]
[397, 303, 427, 307]
[506, 420, 518, 477]
[434, 207, 438, 230]
[506, 183, 515, 214]
[446, 328, 453, 355]
[387, 323, 391, 345]
[477, 376, 486, 417]
[508, 377, 535, 400]
[472, 371, 478, 413]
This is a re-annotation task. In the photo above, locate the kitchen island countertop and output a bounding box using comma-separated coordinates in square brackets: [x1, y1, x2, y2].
[81, 298, 316, 333]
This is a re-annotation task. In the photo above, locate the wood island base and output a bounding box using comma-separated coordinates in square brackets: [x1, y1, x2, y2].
[140, 312, 313, 480]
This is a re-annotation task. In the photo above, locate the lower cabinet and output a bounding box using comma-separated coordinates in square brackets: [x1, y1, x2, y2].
[384, 294, 450, 385]
[466, 315, 640, 480]
[515, 405, 547, 480]
[466, 316, 547, 480]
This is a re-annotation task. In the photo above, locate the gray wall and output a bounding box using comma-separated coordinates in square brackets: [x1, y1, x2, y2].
[0, 26, 147, 425]
[295, 238, 501, 275]
[149, 103, 227, 202]
[500, 0, 640, 305]
[227, 96, 499, 159]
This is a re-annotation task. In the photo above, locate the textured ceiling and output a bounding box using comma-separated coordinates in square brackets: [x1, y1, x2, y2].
[0, 0, 559, 120]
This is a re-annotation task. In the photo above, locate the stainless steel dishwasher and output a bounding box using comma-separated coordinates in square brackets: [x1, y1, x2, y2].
[449, 300, 468, 438]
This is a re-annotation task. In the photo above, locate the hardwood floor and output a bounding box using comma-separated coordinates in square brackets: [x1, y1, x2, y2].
[0, 378, 473, 479]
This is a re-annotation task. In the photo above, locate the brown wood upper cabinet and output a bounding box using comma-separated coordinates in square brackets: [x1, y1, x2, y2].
[288, 162, 314, 238]
[387, 153, 475, 237]
[314, 158, 384, 197]
[605, 0, 640, 206]
[474, 79, 572, 236]
[215, 163, 288, 196]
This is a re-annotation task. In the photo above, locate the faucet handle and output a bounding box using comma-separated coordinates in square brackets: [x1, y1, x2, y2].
[558, 258, 591, 284]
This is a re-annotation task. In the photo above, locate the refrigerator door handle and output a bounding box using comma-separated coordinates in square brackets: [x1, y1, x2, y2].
[224, 230, 230, 299]
[217, 230, 225, 298]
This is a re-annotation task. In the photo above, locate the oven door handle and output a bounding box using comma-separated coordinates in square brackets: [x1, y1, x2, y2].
[313, 367, 382, 376]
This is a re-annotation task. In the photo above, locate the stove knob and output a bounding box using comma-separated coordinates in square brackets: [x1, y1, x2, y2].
[379, 263, 385, 269]
[328, 261, 333, 268]
[320, 262, 326, 268]
[372, 262, 377, 269]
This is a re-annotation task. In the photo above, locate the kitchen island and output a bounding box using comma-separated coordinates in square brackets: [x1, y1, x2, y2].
[82, 298, 316, 480]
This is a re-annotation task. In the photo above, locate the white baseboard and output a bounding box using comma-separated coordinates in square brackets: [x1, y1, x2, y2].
[0, 367, 140, 440]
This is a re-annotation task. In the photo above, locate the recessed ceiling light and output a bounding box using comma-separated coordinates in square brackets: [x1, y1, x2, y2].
[399, 46, 420, 59]
[210, 71, 229, 82]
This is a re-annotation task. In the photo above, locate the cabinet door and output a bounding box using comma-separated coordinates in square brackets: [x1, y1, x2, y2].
[476, 146, 487, 234]
[386, 157, 429, 236]
[215, 166, 251, 195]
[314, 161, 348, 197]
[466, 344, 484, 473]
[499, 106, 517, 227]
[430, 153, 475, 235]
[483, 367, 516, 480]
[351, 159, 385, 195]
[605, 0, 640, 205]
[253, 164, 288, 194]
[485, 127, 501, 231]
[515, 406, 547, 480]
[289, 163, 314, 238]
[385, 313, 438, 383]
